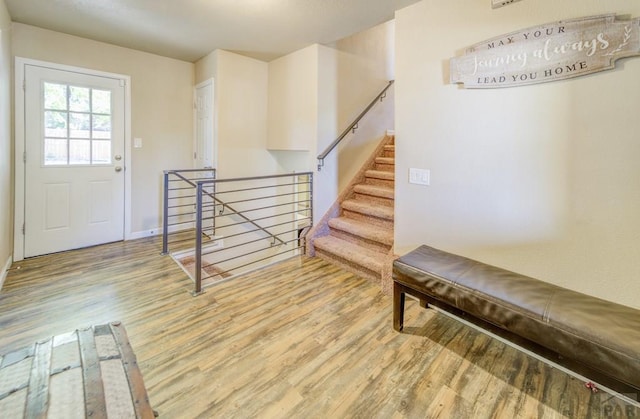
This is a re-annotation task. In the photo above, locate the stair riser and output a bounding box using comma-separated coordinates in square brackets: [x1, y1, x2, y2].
[383, 150, 395, 158]
[329, 230, 391, 254]
[341, 210, 394, 229]
[315, 250, 381, 285]
[354, 193, 394, 207]
[375, 163, 394, 172]
[364, 177, 394, 188]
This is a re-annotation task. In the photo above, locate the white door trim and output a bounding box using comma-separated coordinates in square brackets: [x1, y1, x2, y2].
[14, 57, 132, 261]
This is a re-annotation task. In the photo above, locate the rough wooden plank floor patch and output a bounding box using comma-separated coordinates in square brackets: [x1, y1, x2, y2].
[0, 322, 154, 418]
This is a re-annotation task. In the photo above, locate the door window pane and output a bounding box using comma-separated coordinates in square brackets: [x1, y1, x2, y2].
[44, 139, 68, 165]
[69, 139, 91, 165]
[69, 112, 90, 138]
[92, 90, 111, 114]
[69, 86, 90, 112]
[44, 83, 67, 110]
[44, 111, 67, 138]
[92, 115, 111, 139]
[92, 140, 111, 164]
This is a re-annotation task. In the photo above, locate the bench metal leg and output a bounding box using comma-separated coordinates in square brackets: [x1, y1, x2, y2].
[393, 281, 405, 332]
[420, 299, 429, 309]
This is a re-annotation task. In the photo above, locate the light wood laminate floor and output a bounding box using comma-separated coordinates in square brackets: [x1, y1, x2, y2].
[1, 238, 637, 418]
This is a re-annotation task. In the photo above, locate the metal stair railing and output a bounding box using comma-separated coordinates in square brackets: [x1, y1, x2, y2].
[162, 169, 288, 255]
[316, 80, 394, 171]
[162, 171, 313, 295]
[161, 168, 217, 255]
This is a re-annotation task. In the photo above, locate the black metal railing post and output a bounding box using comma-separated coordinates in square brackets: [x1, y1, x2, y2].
[194, 181, 204, 296]
[161, 170, 170, 255]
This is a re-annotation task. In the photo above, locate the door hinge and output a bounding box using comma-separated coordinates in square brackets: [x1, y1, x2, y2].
[119, 79, 126, 87]
[23, 151, 26, 163]
[22, 223, 25, 235]
[194, 152, 197, 159]
[22, 79, 26, 91]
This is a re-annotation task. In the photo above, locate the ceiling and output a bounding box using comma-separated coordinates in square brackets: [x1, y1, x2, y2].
[5, 0, 420, 63]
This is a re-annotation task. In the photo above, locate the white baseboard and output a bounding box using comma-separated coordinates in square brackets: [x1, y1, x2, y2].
[0, 254, 13, 291]
[127, 229, 161, 241]
[127, 223, 195, 241]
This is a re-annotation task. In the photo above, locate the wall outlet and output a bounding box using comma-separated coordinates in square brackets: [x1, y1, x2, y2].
[409, 168, 430, 186]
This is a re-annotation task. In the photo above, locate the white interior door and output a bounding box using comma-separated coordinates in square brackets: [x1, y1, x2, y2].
[24, 64, 126, 257]
[194, 79, 214, 169]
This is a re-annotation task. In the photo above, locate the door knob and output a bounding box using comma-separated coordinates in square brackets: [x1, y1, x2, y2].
[115, 166, 122, 172]
[115, 155, 122, 161]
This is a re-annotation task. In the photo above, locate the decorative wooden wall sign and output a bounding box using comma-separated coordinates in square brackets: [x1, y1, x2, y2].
[492, 0, 523, 9]
[450, 14, 640, 88]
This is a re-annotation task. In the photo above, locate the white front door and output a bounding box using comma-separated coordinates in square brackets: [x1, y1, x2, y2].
[194, 79, 214, 169]
[23, 64, 126, 257]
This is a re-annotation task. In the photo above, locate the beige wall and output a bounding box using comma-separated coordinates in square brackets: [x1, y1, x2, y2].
[195, 49, 278, 179]
[0, 0, 12, 278]
[267, 45, 318, 151]
[395, 0, 640, 308]
[266, 22, 396, 224]
[12, 23, 194, 236]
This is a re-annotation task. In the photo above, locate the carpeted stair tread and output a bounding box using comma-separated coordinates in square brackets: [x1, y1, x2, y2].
[341, 199, 394, 221]
[328, 217, 393, 245]
[353, 184, 395, 199]
[366, 169, 395, 180]
[375, 157, 394, 165]
[314, 236, 385, 273]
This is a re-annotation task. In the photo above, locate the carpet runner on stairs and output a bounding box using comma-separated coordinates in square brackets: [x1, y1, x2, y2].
[310, 134, 396, 294]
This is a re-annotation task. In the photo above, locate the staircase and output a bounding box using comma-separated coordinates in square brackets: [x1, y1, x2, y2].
[308, 134, 396, 294]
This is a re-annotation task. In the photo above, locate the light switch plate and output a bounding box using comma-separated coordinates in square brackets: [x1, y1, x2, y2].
[134, 137, 143, 148]
[409, 168, 430, 186]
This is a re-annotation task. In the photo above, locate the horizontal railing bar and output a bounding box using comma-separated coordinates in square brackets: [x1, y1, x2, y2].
[202, 236, 300, 268]
[198, 220, 296, 243]
[167, 178, 215, 184]
[168, 210, 198, 219]
[167, 204, 196, 211]
[214, 200, 305, 216]
[164, 168, 216, 174]
[201, 246, 303, 282]
[168, 202, 215, 211]
[167, 219, 197, 227]
[167, 229, 216, 246]
[167, 186, 204, 191]
[203, 208, 305, 229]
[195, 171, 313, 186]
[212, 191, 309, 207]
[207, 217, 310, 243]
[211, 180, 311, 196]
[203, 234, 276, 256]
[167, 195, 196, 202]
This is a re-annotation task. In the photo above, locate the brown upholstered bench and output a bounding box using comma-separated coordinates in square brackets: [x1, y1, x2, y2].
[393, 245, 640, 391]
